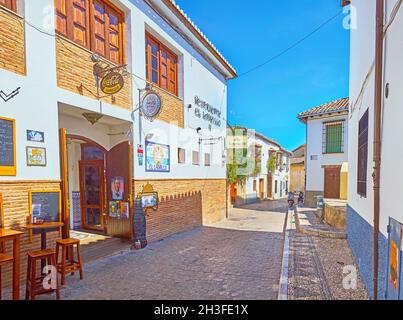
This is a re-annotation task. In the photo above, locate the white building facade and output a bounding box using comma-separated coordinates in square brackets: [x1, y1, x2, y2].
[0, 0, 236, 275]
[347, 0, 403, 300]
[229, 128, 291, 206]
[298, 98, 349, 206]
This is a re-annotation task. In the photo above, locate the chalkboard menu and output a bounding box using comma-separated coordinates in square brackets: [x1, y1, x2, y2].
[0, 117, 15, 171]
[133, 198, 147, 248]
[30, 191, 61, 223]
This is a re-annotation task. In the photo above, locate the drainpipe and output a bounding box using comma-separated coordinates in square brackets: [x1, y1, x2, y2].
[373, 0, 384, 301]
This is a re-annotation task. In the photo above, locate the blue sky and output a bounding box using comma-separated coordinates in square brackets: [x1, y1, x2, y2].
[175, 0, 350, 151]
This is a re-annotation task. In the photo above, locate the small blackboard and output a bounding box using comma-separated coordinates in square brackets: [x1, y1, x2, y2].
[133, 198, 147, 245]
[0, 117, 15, 171]
[30, 191, 61, 223]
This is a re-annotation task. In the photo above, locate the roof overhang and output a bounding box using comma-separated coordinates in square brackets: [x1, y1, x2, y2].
[298, 110, 349, 124]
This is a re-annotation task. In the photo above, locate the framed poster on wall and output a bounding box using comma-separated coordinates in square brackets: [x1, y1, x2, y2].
[0, 116, 16, 176]
[26, 146, 47, 166]
[145, 141, 170, 173]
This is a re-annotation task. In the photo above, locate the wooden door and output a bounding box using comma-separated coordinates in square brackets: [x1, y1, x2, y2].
[324, 166, 341, 199]
[79, 160, 105, 231]
[106, 141, 133, 239]
[259, 179, 264, 200]
[230, 184, 236, 205]
[267, 174, 273, 199]
[59, 128, 70, 238]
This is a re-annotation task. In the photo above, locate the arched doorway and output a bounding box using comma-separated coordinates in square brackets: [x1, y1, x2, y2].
[61, 133, 133, 239]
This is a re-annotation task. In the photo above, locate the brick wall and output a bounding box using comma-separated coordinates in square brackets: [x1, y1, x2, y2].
[56, 36, 132, 110]
[0, 181, 61, 289]
[152, 86, 184, 128]
[134, 179, 226, 242]
[145, 192, 202, 243]
[0, 7, 25, 75]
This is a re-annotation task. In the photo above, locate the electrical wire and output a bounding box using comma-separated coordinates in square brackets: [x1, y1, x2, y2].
[236, 9, 343, 78]
[350, 0, 402, 117]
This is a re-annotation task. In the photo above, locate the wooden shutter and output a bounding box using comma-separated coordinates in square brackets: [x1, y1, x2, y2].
[159, 48, 168, 90]
[69, 0, 90, 48]
[146, 33, 178, 95]
[146, 35, 159, 85]
[357, 110, 369, 197]
[107, 7, 121, 64]
[55, 0, 68, 36]
[91, 0, 107, 56]
[0, 0, 16, 12]
[168, 52, 177, 95]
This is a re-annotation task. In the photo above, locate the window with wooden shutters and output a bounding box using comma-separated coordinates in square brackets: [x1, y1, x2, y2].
[0, 0, 16, 12]
[323, 121, 345, 154]
[55, 0, 124, 64]
[357, 109, 369, 197]
[146, 33, 179, 96]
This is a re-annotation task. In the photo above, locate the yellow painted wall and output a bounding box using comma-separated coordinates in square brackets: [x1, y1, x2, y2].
[290, 164, 305, 193]
[340, 162, 348, 200]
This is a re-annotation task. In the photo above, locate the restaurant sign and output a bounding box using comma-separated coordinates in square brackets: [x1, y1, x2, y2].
[194, 96, 222, 128]
[100, 72, 124, 95]
[141, 92, 162, 120]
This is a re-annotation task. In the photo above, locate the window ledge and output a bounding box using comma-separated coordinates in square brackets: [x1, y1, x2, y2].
[0, 5, 23, 20]
[323, 152, 344, 155]
[56, 34, 121, 68]
[148, 82, 183, 102]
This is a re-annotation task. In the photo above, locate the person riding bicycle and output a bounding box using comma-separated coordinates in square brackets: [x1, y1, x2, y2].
[298, 191, 304, 205]
[288, 192, 295, 208]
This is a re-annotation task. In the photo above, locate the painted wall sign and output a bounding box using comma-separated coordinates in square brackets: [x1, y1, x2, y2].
[0, 87, 21, 102]
[194, 96, 222, 128]
[0, 117, 16, 176]
[141, 92, 162, 120]
[27, 130, 45, 142]
[100, 72, 124, 95]
[145, 141, 170, 173]
[26, 146, 47, 166]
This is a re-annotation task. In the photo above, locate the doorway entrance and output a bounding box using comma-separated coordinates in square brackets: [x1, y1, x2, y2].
[60, 133, 133, 239]
[324, 166, 341, 199]
[259, 179, 264, 200]
[230, 184, 236, 205]
[267, 173, 272, 199]
[79, 160, 105, 232]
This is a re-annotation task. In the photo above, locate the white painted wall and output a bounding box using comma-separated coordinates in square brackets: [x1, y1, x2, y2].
[243, 133, 290, 200]
[348, 0, 403, 236]
[0, 0, 229, 183]
[306, 114, 349, 192]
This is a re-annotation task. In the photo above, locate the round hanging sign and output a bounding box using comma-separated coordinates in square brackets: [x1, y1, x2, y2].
[141, 92, 162, 120]
[100, 72, 125, 95]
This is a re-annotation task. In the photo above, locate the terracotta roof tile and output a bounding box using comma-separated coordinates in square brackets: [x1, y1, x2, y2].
[298, 98, 349, 120]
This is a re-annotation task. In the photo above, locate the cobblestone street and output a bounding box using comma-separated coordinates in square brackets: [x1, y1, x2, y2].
[44, 200, 287, 300]
[287, 208, 369, 300]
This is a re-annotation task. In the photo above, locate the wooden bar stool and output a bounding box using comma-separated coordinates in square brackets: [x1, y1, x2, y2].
[56, 238, 83, 286]
[0, 240, 13, 300]
[26, 249, 60, 300]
